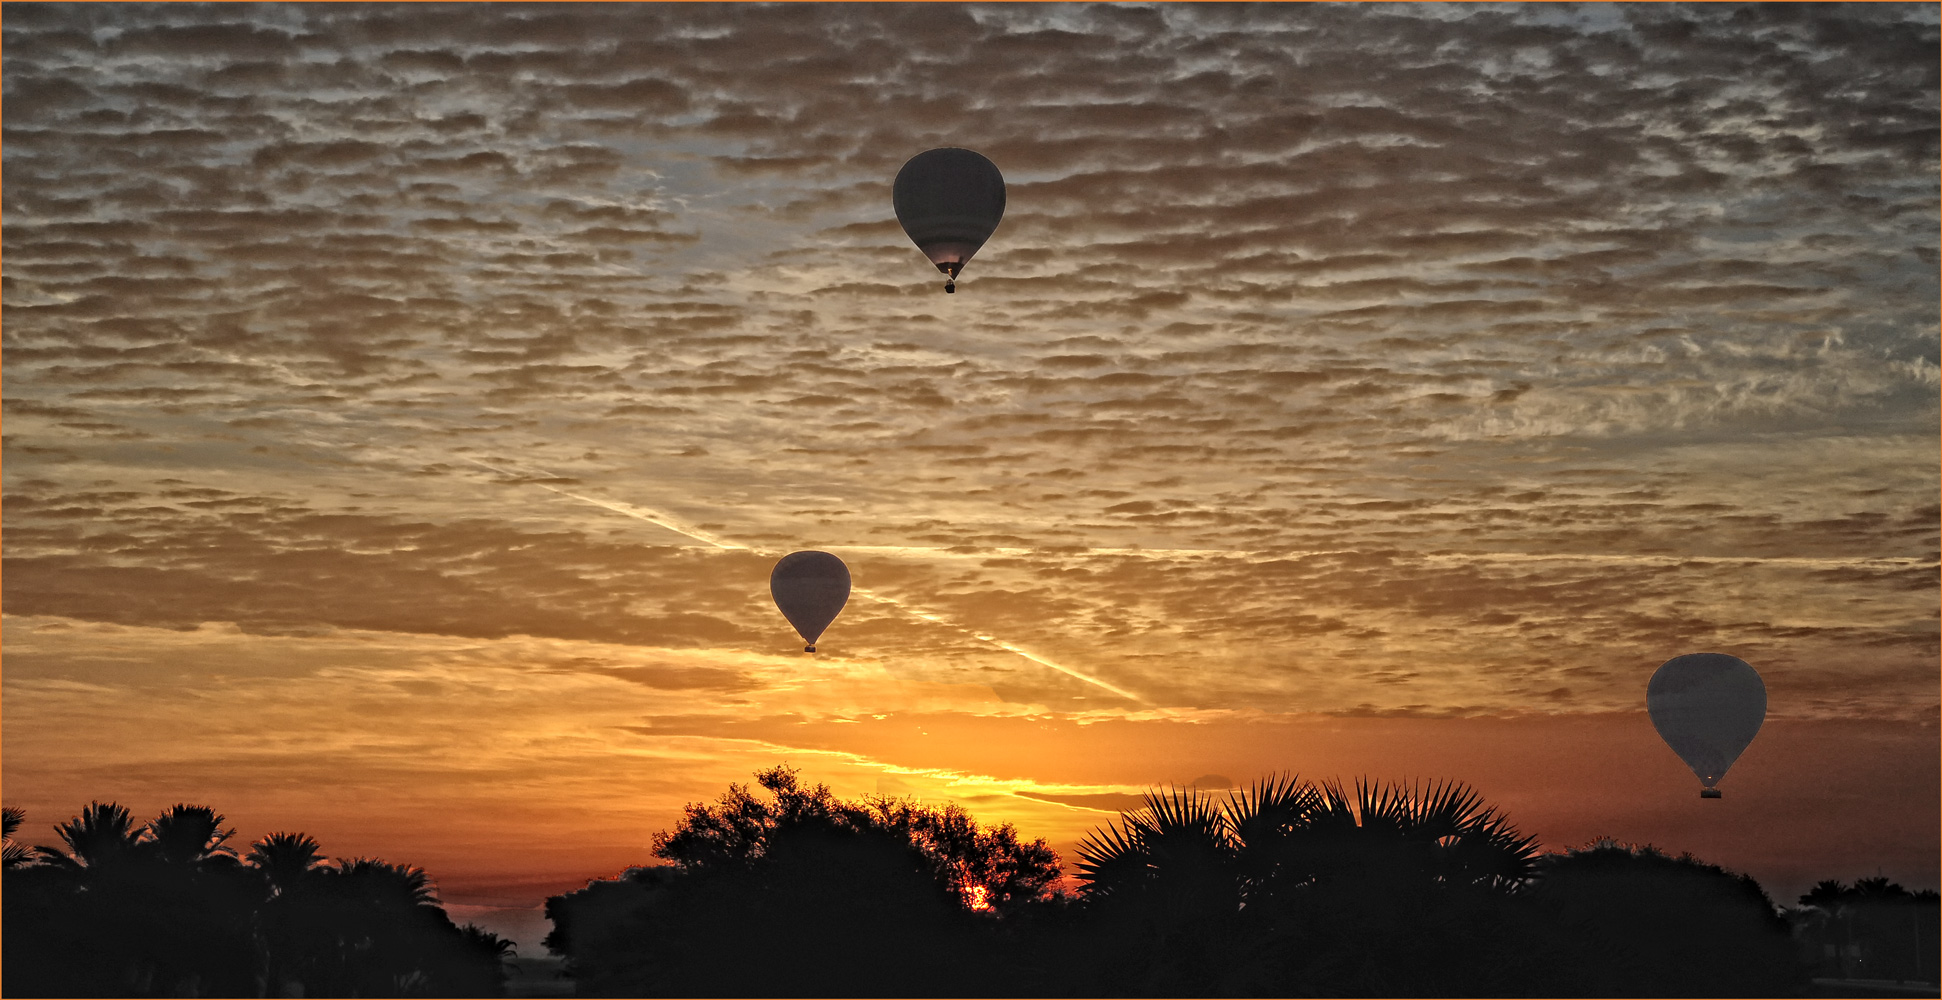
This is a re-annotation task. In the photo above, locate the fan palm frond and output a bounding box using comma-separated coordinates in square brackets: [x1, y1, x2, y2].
[1073, 815, 1151, 899]
[1353, 777, 1418, 834]
[1076, 786, 1239, 914]
[1299, 779, 1366, 837]
[1143, 786, 1228, 844]
[1223, 773, 1320, 897]
[1145, 786, 1232, 872]
[1424, 783, 1540, 889]
[1224, 773, 1316, 846]
[1077, 773, 1539, 921]
[1311, 778, 1542, 889]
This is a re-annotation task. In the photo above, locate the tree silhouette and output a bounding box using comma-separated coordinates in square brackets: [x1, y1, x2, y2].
[142, 803, 239, 869]
[1791, 877, 1939, 983]
[248, 830, 334, 995]
[1074, 776, 1538, 905]
[3, 801, 260, 995]
[1066, 775, 1542, 995]
[863, 794, 1062, 915]
[249, 830, 329, 892]
[36, 800, 143, 874]
[2, 801, 510, 997]
[5, 778, 1901, 997]
[2, 806, 33, 870]
[1522, 839, 1807, 996]
[1075, 783, 1235, 907]
[1067, 785, 1242, 993]
[649, 764, 1060, 914]
[548, 765, 1061, 996]
[274, 855, 509, 996]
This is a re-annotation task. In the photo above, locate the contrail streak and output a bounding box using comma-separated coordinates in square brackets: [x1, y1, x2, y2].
[463, 458, 747, 551]
[465, 457, 1144, 703]
[847, 584, 1144, 702]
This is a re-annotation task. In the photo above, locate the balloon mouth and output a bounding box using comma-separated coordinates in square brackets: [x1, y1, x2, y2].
[935, 261, 963, 278]
[1700, 788, 1722, 798]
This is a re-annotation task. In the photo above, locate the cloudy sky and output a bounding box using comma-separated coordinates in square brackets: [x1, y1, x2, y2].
[5, 2, 1936, 947]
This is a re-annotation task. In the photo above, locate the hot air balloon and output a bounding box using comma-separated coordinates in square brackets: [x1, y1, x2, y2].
[770, 550, 850, 652]
[893, 147, 1005, 294]
[1647, 653, 1766, 798]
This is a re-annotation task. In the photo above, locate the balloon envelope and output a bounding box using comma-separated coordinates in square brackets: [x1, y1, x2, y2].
[893, 147, 1005, 283]
[770, 551, 851, 650]
[1647, 653, 1766, 791]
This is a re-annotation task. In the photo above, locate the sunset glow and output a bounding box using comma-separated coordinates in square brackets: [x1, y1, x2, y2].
[3, 3, 1936, 954]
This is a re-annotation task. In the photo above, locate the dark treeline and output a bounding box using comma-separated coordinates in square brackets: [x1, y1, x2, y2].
[1795, 877, 1941, 984]
[7, 774, 1937, 997]
[547, 767, 1938, 998]
[2, 804, 512, 997]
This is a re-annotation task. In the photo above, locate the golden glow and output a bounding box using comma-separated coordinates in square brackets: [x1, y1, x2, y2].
[2, 3, 1934, 955]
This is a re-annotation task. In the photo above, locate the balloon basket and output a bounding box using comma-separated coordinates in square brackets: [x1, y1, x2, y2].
[944, 281, 955, 293]
[1700, 788, 1722, 798]
[804, 645, 816, 653]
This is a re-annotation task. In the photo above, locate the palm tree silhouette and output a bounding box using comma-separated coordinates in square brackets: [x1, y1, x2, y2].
[7, 804, 510, 997]
[2, 807, 33, 870]
[1071, 775, 1541, 995]
[1285, 778, 1539, 891]
[320, 857, 498, 995]
[248, 830, 329, 894]
[248, 831, 333, 995]
[134, 807, 260, 997]
[35, 800, 143, 874]
[462, 923, 518, 962]
[12, 802, 262, 995]
[332, 857, 442, 909]
[1793, 877, 1937, 983]
[1075, 783, 1237, 919]
[1075, 775, 1537, 904]
[1223, 773, 1323, 901]
[1068, 785, 1251, 993]
[142, 804, 239, 869]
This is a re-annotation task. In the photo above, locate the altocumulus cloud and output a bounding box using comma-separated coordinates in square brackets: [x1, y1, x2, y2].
[3, 3, 1936, 718]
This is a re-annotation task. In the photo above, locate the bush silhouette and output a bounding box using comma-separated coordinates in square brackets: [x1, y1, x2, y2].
[1522, 840, 1809, 997]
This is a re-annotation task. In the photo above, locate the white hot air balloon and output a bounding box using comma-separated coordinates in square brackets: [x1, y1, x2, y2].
[893, 147, 1005, 294]
[1646, 653, 1767, 798]
[770, 551, 851, 652]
